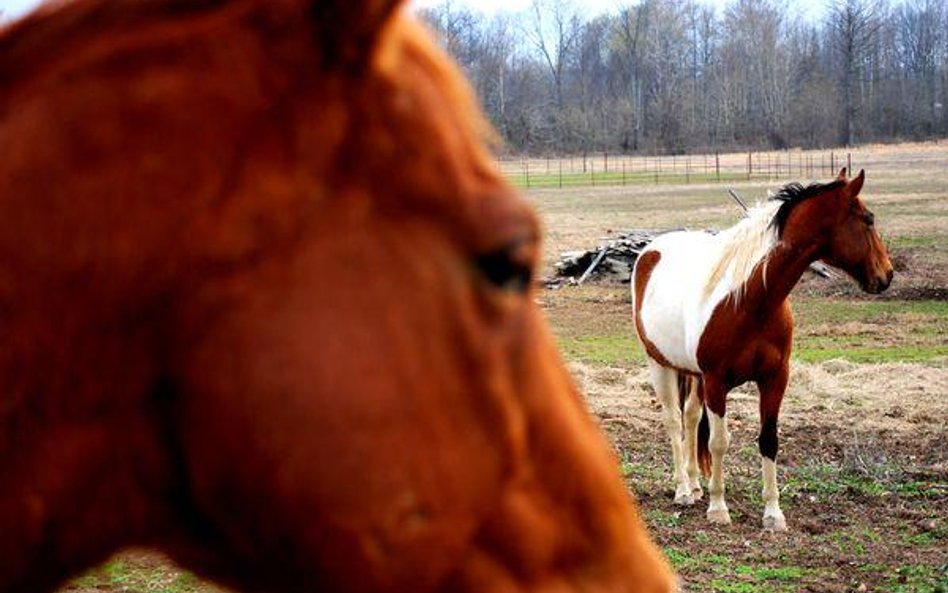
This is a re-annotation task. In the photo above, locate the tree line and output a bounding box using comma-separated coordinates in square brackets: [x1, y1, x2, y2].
[418, 0, 948, 155]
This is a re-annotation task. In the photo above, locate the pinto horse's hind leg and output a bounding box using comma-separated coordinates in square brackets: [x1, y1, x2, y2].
[702, 377, 731, 525]
[758, 370, 789, 532]
[681, 378, 704, 501]
[648, 360, 694, 505]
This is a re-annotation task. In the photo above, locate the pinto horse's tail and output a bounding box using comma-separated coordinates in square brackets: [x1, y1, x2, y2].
[677, 374, 711, 478]
[696, 398, 711, 477]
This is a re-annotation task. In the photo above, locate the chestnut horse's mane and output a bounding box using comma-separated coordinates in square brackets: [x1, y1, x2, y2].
[768, 179, 846, 237]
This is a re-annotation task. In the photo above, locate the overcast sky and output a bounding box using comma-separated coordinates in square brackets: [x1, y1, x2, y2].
[408, 0, 827, 21]
[4, 0, 826, 22]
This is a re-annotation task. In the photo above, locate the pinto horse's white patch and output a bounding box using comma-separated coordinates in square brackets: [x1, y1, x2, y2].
[634, 201, 780, 371]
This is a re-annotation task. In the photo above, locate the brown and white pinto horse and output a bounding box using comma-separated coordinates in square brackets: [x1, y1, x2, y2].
[632, 169, 893, 531]
[0, 1, 674, 592]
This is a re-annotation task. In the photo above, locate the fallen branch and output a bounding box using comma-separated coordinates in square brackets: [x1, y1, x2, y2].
[577, 246, 608, 285]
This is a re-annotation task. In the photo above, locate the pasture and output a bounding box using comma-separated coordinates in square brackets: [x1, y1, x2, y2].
[535, 141, 948, 593]
[58, 142, 946, 593]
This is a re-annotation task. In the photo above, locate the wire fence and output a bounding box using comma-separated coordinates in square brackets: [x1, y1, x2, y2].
[497, 149, 859, 189]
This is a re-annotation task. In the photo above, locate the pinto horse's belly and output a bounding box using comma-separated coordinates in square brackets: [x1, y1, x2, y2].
[634, 232, 728, 373]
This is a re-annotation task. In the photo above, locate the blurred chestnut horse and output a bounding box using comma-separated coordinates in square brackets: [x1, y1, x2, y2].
[633, 169, 892, 531]
[0, 1, 673, 592]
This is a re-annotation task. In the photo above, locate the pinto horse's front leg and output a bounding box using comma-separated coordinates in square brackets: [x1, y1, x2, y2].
[702, 377, 731, 525]
[758, 370, 789, 532]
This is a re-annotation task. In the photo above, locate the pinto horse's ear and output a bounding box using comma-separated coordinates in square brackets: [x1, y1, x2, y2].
[836, 167, 848, 181]
[848, 169, 866, 196]
[312, 0, 405, 70]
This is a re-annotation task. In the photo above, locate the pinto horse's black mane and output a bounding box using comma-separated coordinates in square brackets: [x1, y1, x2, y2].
[768, 179, 846, 237]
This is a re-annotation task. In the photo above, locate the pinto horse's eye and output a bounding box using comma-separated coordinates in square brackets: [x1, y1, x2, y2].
[475, 243, 534, 293]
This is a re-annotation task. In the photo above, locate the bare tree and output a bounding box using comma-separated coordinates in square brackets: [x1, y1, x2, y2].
[525, 0, 583, 114]
[417, 0, 948, 155]
[609, 1, 654, 151]
[895, 0, 945, 135]
[827, 0, 885, 145]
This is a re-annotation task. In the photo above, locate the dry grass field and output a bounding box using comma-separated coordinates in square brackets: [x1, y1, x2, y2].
[58, 142, 947, 593]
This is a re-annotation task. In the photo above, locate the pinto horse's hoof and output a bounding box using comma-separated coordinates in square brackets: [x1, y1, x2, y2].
[674, 492, 695, 506]
[706, 509, 731, 525]
[763, 514, 788, 532]
[691, 486, 704, 501]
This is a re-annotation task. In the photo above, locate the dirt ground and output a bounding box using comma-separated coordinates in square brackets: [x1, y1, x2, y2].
[59, 143, 947, 593]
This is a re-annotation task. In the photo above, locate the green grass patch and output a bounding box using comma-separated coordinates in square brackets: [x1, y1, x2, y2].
[784, 462, 896, 499]
[619, 458, 664, 482]
[794, 343, 948, 363]
[792, 298, 948, 364]
[556, 334, 645, 366]
[902, 531, 939, 546]
[662, 545, 806, 591]
[736, 564, 806, 581]
[881, 564, 948, 593]
[708, 579, 762, 593]
[888, 235, 947, 249]
[702, 562, 806, 592]
[663, 547, 698, 571]
[645, 509, 682, 528]
[794, 298, 948, 325]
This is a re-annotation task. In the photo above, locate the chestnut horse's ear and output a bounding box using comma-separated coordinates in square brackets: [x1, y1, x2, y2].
[312, 0, 405, 69]
[836, 167, 848, 181]
[848, 168, 866, 196]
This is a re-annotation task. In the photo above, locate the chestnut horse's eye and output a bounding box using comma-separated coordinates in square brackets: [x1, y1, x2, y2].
[864, 211, 875, 226]
[475, 244, 533, 293]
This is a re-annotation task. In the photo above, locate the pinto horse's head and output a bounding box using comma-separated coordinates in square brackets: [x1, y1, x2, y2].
[774, 169, 893, 294]
[0, 1, 672, 592]
[819, 168, 894, 294]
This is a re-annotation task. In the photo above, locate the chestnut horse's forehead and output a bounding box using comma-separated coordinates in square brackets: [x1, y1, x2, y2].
[355, 16, 539, 254]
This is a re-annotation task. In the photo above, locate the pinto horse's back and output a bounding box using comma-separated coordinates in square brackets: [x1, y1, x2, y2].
[0, 1, 673, 592]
